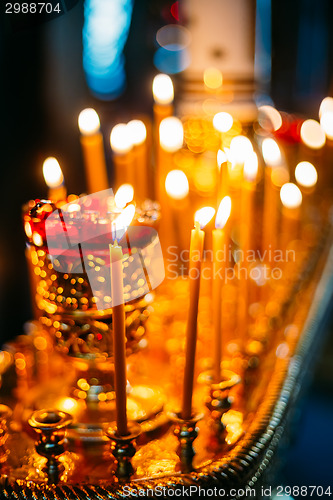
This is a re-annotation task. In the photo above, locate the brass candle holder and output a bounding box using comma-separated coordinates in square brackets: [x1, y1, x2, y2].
[169, 411, 204, 473]
[205, 370, 241, 433]
[0, 405, 12, 465]
[28, 409, 73, 484]
[105, 422, 141, 480]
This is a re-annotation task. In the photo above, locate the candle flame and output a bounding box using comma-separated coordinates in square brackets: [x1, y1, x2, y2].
[244, 151, 259, 182]
[229, 136, 253, 164]
[115, 184, 134, 209]
[78, 108, 100, 135]
[165, 170, 189, 200]
[319, 97, 333, 119]
[113, 204, 136, 235]
[159, 117, 183, 152]
[110, 124, 132, 154]
[280, 183, 302, 209]
[43, 157, 64, 188]
[258, 105, 282, 132]
[152, 74, 174, 105]
[194, 206, 215, 229]
[320, 111, 333, 140]
[295, 161, 318, 188]
[215, 196, 232, 229]
[213, 112, 233, 133]
[217, 149, 228, 168]
[300, 119, 326, 149]
[127, 120, 147, 146]
[262, 138, 281, 166]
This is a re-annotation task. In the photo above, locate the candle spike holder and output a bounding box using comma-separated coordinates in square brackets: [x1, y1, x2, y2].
[28, 409, 73, 484]
[0, 405, 12, 465]
[205, 370, 241, 434]
[105, 422, 141, 480]
[169, 411, 204, 473]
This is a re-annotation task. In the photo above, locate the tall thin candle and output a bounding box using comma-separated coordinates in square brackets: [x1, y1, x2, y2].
[212, 197, 232, 382]
[78, 108, 109, 194]
[182, 207, 215, 420]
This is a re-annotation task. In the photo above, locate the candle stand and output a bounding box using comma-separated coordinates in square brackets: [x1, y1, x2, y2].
[28, 409, 73, 484]
[105, 422, 141, 479]
[0, 406, 12, 465]
[169, 411, 204, 473]
[205, 370, 241, 433]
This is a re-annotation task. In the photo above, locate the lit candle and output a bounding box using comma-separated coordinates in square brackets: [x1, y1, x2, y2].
[280, 183, 302, 250]
[238, 152, 258, 351]
[126, 120, 147, 201]
[165, 169, 190, 252]
[43, 157, 67, 202]
[115, 184, 134, 209]
[109, 240, 128, 436]
[212, 196, 232, 382]
[295, 161, 317, 220]
[153, 74, 174, 135]
[213, 112, 233, 148]
[182, 206, 215, 420]
[110, 124, 133, 189]
[158, 117, 184, 247]
[78, 108, 109, 194]
[109, 205, 136, 436]
[262, 138, 282, 257]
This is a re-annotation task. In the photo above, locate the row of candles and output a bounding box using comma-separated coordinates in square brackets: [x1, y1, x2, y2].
[40, 75, 333, 435]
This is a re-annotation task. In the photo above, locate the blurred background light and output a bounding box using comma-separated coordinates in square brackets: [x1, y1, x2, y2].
[82, 0, 134, 100]
[154, 24, 191, 74]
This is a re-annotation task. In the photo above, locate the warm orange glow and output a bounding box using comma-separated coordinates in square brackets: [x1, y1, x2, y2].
[78, 108, 100, 135]
[165, 170, 189, 200]
[32, 231, 43, 247]
[127, 120, 147, 146]
[271, 166, 290, 187]
[115, 184, 134, 209]
[244, 151, 259, 181]
[152, 74, 174, 105]
[204, 67, 223, 89]
[295, 161, 318, 188]
[262, 138, 281, 166]
[194, 206, 215, 229]
[300, 119, 326, 149]
[213, 112, 233, 133]
[159, 117, 183, 152]
[258, 105, 282, 131]
[43, 157, 64, 188]
[229, 136, 253, 164]
[320, 112, 333, 140]
[217, 149, 227, 168]
[215, 196, 231, 229]
[24, 221, 32, 238]
[66, 203, 81, 213]
[280, 183, 302, 209]
[319, 97, 333, 118]
[110, 124, 132, 154]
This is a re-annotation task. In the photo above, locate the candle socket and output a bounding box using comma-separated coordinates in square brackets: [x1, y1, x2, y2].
[0, 405, 12, 465]
[105, 422, 141, 480]
[205, 370, 241, 433]
[169, 411, 204, 473]
[28, 409, 73, 484]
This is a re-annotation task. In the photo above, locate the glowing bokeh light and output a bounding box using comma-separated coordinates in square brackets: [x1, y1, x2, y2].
[204, 67, 223, 89]
[43, 157, 64, 188]
[258, 105, 282, 131]
[320, 111, 333, 140]
[244, 152, 259, 181]
[319, 96, 333, 118]
[115, 184, 134, 209]
[78, 108, 100, 135]
[295, 161, 318, 188]
[280, 183, 302, 209]
[127, 120, 147, 146]
[229, 136, 253, 164]
[152, 74, 174, 105]
[262, 138, 281, 166]
[213, 112, 233, 133]
[165, 170, 189, 200]
[300, 119, 326, 149]
[159, 117, 184, 152]
[110, 124, 132, 154]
